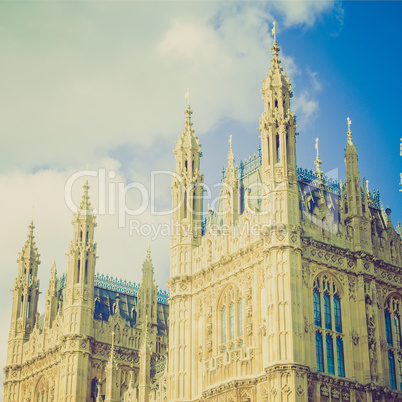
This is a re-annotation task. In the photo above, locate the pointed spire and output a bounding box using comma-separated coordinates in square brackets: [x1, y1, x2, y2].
[314, 138, 323, 182]
[225, 135, 236, 186]
[50, 259, 57, 277]
[269, 21, 283, 76]
[347, 117, 353, 145]
[146, 238, 151, 261]
[79, 180, 93, 213]
[20, 220, 39, 263]
[142, 242, 154, 273]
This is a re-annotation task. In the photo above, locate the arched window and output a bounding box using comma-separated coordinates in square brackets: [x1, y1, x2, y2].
[238, 299, 243, 337]
[313, 275, 344, 377]
[389, 351, 397, 389]
[221, 307, 227, 344]
[395, 313, 401, 348]
[334, 295, 342, 332]
[385, 309, 393, 346]
[315, 332, 324, 372]
[219, 286, 243, 352]
[229, 303, 235, 340]
[384, 295, 402, 389]
[324, 292, 332, 330]
[336, 337, 345, 377]
[326, 334, 335, 374]
[313, 289, 321, 327]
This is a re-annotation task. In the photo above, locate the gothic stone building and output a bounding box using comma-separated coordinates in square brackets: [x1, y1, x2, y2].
[149, 36, 402, 402]
[3, 184, 169, 401]
[4, 33, 402, 402]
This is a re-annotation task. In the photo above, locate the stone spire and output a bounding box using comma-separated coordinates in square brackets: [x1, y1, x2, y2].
[172, 98, 204, 242]
[225, 135, 236, 186]
[260, 20, 297, 187]
[314, 138, 324, 183]
[12, 221, 40, 337]
[79, 180, 93, 216]
[137, 245, 158, 328]
[344, 116, 362, 217]
[64, 180, 97, 343]
[221, 135, 239, 226]
[44, 260, 58, 329]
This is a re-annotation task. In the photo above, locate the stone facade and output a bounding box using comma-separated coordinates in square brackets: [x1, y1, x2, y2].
[3, 184, 169, 401]
[149, 34, 402, 402]
[4, 30, 402, 402]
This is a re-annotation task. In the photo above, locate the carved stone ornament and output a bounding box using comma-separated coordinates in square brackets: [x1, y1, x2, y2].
[351, 329, 359, 346]
[331, 388, 340, 399]
[320, 384, 329, 397]
[296, 385, 304, 396]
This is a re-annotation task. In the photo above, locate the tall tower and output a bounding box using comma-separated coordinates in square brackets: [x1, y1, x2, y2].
[168, 102, 204, 400]
[258, 23, 307, 397]
[4, 221, 40, 401]
[260, 23, 297, 192]
[60, 181, 97, 401]
[171, 102, 204, 246]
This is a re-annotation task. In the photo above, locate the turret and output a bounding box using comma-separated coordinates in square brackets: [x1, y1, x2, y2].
[6, 221, 40, 366]
[44, 260, 58, 329]
[64, 181, 97, 336]
[172, 98, 204, 245]
[259, 21, 297, 186]
[344, 117, 363, 217]
[221, 135, 239, 226]
[137, 245, 158, 331]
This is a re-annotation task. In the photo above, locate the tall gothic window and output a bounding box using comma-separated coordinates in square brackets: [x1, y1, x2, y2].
[229, 303, 235, 340]
[314, 289, 321, 327]
[315, 332, 324, 372]
[385, 309, 393, 346]
[324, 292, 332, 330]
[384, 295, 402, 390]
[326, 334, 335, 374]
[389, 351, 397, 390]
[221, 307, 227, 344]
[337, 337, 345, 377]
[313, 275, 345, 377]
[219, 286, 243, 352]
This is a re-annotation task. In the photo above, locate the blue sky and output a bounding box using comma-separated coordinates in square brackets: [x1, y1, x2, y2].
[0, 1, 401, 394]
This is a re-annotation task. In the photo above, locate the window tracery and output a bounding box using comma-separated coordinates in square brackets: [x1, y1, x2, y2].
[313, 274, 345, 377]
[384, 294, 402, 390]
[218, 285, 243, 352]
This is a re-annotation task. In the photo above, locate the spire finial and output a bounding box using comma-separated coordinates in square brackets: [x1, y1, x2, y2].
[272, 21, 277, 43]
[314, 137, 323, 181]
[147, 239, 151, 260]
[347, 117, 353, 145]
[185, 87, 190, 106]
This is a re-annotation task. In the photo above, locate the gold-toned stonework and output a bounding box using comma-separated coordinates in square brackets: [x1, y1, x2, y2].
[4, 23, 402, 402]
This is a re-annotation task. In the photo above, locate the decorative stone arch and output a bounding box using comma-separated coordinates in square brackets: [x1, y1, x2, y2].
[312, 271, 344, 296]
[216, 283, 243, 354]
[34, 374, 50, 402]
